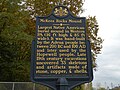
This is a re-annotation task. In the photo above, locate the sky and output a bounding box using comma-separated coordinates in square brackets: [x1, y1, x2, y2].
[81, 0, 120, 88]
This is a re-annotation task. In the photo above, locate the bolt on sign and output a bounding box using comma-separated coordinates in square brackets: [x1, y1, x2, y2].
[31, 5, 93, 90]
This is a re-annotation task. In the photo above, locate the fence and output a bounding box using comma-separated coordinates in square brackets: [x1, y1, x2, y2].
[0, 82, 51, 90]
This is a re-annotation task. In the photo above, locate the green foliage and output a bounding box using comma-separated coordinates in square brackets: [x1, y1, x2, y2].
[0, 84, 7, 90]
[35, 83, 51, 90]
[73, 84, 85, 90]
[0, 83, 13, 90]
[14, 83, 33, 90]
[0, 0, 33, 81]
[97, 87, 106, 90]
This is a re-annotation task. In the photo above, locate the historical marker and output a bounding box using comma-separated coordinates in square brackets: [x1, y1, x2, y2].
[31, 5, 93, 90]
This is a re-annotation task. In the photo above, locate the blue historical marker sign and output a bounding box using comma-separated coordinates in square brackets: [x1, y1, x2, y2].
[31, 5, 93, 90]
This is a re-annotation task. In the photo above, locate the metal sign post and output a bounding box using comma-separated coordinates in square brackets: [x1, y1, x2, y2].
[56, 78, 68, 90]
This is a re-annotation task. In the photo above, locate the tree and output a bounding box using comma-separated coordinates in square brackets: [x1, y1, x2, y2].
[0, 0, 33, 81]
[86, 16, 103, 69]
[25, 0, 84, 16]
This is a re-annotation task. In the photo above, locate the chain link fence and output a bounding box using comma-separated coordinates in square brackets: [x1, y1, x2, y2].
[0, 82, 51, 90]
